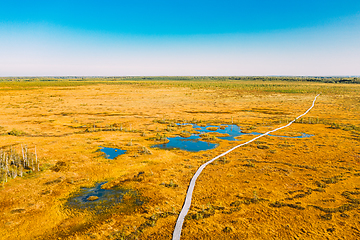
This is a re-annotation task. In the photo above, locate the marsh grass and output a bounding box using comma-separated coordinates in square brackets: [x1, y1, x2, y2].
[0, 78, 359, 239]
[1, 77, 359, 96]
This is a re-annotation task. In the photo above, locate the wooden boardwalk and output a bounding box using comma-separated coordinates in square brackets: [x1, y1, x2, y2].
[172, 94, 320, 240]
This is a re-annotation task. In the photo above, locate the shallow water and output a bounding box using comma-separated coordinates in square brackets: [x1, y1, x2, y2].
[99, 146, 127, 159]
[152, 123, 313, 152]
[250, 132, 314, 138]
[193, 124, 314, 140]
[192, 124, 243, 141]
[65, 182, 143, 213]
[152, 135, 218, 152]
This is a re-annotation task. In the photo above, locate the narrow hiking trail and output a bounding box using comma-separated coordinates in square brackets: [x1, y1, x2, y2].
[172, 94, 321, 240]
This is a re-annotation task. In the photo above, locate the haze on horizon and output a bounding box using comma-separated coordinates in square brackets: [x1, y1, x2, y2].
[1, 0, 360, 77]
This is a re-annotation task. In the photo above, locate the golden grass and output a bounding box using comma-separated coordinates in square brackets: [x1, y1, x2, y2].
[0, 80, 359, 239]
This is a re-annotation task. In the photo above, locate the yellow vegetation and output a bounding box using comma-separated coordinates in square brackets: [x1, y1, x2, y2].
[0, 80, 359, 239]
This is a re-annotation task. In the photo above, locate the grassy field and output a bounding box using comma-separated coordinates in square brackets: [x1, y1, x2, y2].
[0, 78, 359, 239]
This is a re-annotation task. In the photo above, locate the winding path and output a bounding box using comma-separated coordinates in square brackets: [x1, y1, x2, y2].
[172, 94, 320, 240]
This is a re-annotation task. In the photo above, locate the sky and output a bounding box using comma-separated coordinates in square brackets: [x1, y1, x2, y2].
[0, 0, 360, 76]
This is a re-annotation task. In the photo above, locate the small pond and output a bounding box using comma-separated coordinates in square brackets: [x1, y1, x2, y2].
[151, 124, 313, 152]
[191, 124, 244, 141]
[250, 132, 314, 139]
[152, 135, 218, 152]
[99, 146, 127, 159]
[65, 181, 143, 213]
[191, 124, 314, 140]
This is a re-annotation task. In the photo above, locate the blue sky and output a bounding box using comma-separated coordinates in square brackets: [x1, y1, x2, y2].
[1, 0, 359, 76]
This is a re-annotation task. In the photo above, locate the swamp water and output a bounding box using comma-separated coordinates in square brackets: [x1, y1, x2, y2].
[99, 146, 127, 159]
[152, 135, 218, 152]
[65, 182, 143, 213]
[152, 124, 313, 152]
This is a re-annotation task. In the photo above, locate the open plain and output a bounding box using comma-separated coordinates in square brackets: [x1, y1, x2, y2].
[0, 78, 359, 239]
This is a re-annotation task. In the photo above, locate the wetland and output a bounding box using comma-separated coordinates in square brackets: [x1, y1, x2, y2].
[65, 181, 143, 213]
[0, 77, 359, 239]
[152, 123, 313, 152]
[99, 146, 127, 159]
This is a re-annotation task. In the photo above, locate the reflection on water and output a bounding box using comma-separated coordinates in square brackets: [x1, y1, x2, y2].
[65, 182, 143, 213]
[99, 146, 127, 159]
[152, 123, 313, 152]
[152, 135, 218, 152]
[191, 124, 243, 141]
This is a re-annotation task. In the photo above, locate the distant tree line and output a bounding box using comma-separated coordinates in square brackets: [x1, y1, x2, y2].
[0, 76, 359, 84]
[227, 76, 360, 84]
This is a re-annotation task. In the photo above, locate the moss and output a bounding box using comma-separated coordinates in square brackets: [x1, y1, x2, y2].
[320, 213, 332, 220]
[50, 161, 68, 172]
[164, 180, 178, 188]
[310, 203, 358, 213]
[269, 201, 305, 210]
[8, 129, 26, 136]
[223, 227, 233, 233]
[257, 145, 270, 149]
